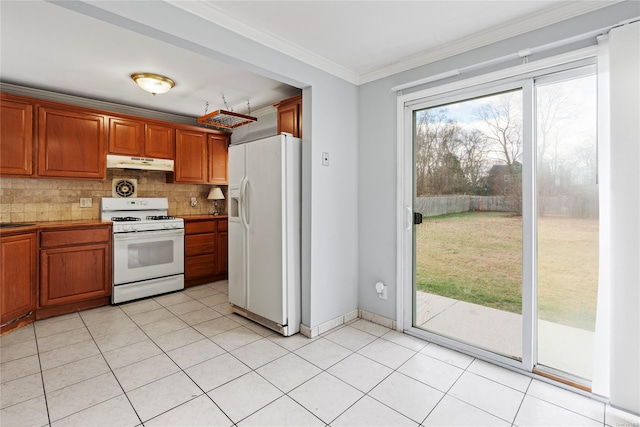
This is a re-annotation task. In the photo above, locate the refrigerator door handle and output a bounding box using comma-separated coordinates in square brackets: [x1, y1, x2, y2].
[241, 178, 250, 227]
[245, 180, 251, 226]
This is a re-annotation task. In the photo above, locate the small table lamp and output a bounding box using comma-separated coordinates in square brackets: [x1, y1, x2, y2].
[207, 187, 225, 215]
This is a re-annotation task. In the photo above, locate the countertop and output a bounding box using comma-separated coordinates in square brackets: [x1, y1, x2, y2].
[0, 216, 228, 236]
[182, 214, 228, 221]
[0, 220, 110, 236]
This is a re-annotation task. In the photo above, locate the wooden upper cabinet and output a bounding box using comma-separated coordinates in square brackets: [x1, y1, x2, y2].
[108, 117, 144, 156]
[274, 94, 302, 138]
[173, 128, 208, 183]
[0, 95, 34, 176]
[108, 117, 174, 159]
[208, 134, 228, 184]
[38, 105, 106, 180]
[145, 123, 174, 159]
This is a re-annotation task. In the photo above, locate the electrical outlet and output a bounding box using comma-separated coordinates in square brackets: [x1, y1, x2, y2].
[190, 197, 198, 207]
[79, 198, 92, 208]
[375, 282, 388, 300]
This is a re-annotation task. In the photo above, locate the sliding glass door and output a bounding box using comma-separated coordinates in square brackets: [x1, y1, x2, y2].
[405, 64, 599, 384]
[413, 88, 524, 362]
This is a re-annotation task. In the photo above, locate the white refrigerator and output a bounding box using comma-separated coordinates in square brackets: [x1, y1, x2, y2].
[227, 134, 301, 336]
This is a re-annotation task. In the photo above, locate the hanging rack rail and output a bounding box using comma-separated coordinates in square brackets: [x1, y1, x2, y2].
[197, 109, 257, 129]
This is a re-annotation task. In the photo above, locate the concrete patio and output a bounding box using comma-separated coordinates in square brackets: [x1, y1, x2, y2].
[415, 291, 594, 380]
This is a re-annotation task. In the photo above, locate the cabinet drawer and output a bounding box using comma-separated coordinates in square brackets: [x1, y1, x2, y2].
[185, 254, 217, 280]
[216, 220, 228, 232]
[186, 233, 215, 256]
[185, 221, 216, 234]
[41, 228, 111, 248]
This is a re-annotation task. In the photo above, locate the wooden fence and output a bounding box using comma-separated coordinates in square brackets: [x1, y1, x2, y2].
[415, 196, 511, 217]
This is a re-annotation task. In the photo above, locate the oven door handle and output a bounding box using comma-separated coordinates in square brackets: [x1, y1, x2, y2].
[113, 229, 184, 241]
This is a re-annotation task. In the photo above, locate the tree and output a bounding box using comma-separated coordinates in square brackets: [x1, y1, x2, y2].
[475, 92, 523, 214]
[415, 108, 465, 196]
[458, 129, 489, 195]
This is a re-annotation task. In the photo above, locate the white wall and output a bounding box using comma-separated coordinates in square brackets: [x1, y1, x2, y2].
[357, 0, 639, 321]
[62, 1, 359, 329]
[230, 110, 278, 145]
[357, 1, 639, 414]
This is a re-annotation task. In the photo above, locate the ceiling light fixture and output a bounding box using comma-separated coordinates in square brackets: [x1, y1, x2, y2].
[130, 73, 175, 95]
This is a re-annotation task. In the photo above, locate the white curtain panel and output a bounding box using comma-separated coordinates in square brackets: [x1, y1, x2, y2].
[594, 20, 640, 414]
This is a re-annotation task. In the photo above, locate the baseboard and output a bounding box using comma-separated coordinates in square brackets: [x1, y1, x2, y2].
[299, 309, 359, 338]
[299, 309, 395, 338]
[358, 309, 397, 330]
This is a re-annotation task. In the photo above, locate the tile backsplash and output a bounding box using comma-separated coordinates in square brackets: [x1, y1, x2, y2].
[0, 170, 226, 223]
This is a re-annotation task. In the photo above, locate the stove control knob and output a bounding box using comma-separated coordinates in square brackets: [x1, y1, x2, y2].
[141, 200, 148, 206]
[123, 224, 132, 232]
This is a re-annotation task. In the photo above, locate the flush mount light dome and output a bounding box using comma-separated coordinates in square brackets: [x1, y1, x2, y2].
[131, 73, 175, 95]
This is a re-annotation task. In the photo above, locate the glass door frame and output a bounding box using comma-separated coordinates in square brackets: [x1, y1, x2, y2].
[399, 78, 535, 374]
[396, 52, 597, 379]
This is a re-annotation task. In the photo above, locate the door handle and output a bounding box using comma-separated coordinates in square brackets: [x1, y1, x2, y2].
[406, 207, 412, 230]
[244, 180, 251, 226]
[413, 212, 423, 225]
[240, 178, 250, 227]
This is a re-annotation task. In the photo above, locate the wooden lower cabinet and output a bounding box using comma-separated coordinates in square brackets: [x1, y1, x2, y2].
[38, 226, 111, 318]
[0, 232, 37, 334]
[217, 223, 228, 276]
[185, 217, 228, 287]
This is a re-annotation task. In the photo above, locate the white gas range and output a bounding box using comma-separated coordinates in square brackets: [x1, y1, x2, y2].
[101, 198, 185, 304]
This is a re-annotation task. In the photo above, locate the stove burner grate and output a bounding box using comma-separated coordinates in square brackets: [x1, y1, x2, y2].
[111, 217, 142, 222]
[146, 215, 176, 220]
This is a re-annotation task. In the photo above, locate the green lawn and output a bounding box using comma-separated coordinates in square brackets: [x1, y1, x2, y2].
[415, 211, 598, 330]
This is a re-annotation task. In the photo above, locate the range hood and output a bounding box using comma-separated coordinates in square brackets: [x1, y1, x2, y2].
[106, 154, 174, 172]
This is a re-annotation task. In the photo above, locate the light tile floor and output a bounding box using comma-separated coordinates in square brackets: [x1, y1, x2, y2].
[1, 280, 638, 427]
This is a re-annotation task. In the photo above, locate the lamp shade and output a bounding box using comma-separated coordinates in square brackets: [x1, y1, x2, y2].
[131, 73, 175, 95]
[207, 187, 225, 200]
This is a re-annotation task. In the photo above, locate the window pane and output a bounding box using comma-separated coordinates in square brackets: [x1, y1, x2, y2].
[536, 74, 598, 380]
[414, 89, 523, 360]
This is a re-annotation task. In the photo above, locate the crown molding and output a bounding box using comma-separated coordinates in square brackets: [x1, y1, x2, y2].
[359, 1, 621, 84]
[166, 0, 360, 85]
[167, 0, 620, 86]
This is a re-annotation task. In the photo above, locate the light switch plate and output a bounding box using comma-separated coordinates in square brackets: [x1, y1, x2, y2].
[80, 198, 92, 208]
[322, 152, 329, 166]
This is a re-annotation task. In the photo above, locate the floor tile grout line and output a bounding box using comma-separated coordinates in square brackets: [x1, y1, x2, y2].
[521, 393, 608, 426]
[118, 292, 251, 426]
[429, 349, 522, 425]
[77, 306, 145, 427]
[31, 323, 53, 427]
[8, 282, 614, 427]
[511, 378, 533, 426]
